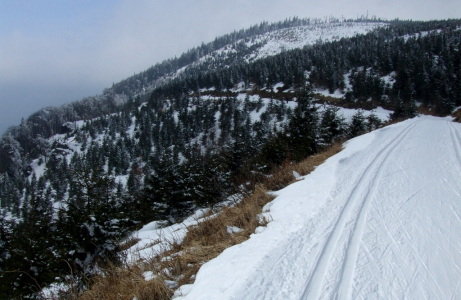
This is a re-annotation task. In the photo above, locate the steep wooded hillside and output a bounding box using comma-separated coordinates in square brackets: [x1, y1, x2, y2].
[0, 18, 460, 298]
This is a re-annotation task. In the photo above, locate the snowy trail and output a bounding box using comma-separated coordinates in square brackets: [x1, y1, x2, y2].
[176, 116, 461, 300]
[302, 119, 419, 300]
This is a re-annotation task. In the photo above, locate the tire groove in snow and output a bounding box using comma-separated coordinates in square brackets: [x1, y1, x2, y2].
[301, 119, 420, 300]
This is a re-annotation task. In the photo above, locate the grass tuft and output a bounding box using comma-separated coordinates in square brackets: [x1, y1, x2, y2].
[78, 264, 172, 300]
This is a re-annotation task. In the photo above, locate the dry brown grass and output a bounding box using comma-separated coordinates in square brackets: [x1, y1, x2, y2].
[131, 185, 276, 291]
[78, 264, 172, 300]
[295, 142, 343, 175]
[264, 141, 343, 191]
[452, 108, 461, 123]
[417, 104, 439, 116]
[76, 142, 343, 300]
[120, 237, 142, 252]
[313, 94, 343, 104]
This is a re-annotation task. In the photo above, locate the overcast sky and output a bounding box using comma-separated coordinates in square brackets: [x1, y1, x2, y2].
[1, 0, 460, 135]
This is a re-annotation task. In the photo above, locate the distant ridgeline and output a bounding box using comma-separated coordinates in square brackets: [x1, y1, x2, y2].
[0, 17, 460, 298]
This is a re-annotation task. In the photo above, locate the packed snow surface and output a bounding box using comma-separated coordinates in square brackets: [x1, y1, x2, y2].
[176, 116, 461, 300]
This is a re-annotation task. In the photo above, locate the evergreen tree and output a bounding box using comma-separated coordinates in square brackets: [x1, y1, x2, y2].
[185, 153, 231, 209]
[3, 194, 56, 298]
[348, 110, 368, 137]
[56, 165, 125, 277]
[287, 84, 320, 161]
[319, 105, 346, 145]
[366, 113, 383, 131]
[143, 151, 194, 223]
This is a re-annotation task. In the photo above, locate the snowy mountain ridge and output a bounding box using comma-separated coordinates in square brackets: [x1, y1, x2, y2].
[119, 21, 387, 100]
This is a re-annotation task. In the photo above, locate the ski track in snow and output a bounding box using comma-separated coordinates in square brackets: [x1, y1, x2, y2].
[177, 116, 461, 300]
[449, 122, 461, 165]
[302, 119, 419, 300]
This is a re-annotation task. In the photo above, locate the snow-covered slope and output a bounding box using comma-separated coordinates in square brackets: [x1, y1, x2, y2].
[245, 22, 385, 62]
[177, 22, 385, 77]
[126, 22, 387, 97]
[175, 116, 461, 300]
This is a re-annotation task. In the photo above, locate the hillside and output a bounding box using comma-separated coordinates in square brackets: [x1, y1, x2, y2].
[175, 116, 461, 299]
[108, 19, 385, 98]
[0, 17, 460, 298]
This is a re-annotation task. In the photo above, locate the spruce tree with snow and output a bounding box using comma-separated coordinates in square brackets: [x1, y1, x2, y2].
[54, 164, 126, 279]
[143, 150, 194, 223]
[319, 105, 346, 145]
[366, 112, 383, 131]
[185, 153, 231, 210]
[287, 83, 320, 161]
[2, 193, 56, 298]
[348, 110, 368, 137]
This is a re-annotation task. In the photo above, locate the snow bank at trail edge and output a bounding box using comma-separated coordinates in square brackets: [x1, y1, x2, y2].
[175, 116, 461, 300]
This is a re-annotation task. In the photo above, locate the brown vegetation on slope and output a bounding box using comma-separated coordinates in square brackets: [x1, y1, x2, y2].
[77, 142, 343, 300]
